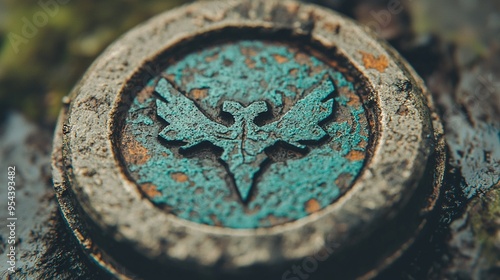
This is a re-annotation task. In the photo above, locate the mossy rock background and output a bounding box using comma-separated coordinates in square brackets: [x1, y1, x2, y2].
[0, 0, 188, 123]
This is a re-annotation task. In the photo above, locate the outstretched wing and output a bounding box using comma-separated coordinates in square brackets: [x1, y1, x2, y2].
[155, 78, 233, 149]
[260, 77, 335, 149]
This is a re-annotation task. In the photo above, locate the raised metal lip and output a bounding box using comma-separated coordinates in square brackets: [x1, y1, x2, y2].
[51, 0, 446, 279]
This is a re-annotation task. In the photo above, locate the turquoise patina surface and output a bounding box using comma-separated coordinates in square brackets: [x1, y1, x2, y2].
[121, 41, 370, 229]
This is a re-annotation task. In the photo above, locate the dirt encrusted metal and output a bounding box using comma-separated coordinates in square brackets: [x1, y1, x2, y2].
[51, 0, 446, 279]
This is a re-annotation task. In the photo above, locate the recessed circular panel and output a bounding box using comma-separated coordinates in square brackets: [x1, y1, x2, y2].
[120, 40, 372, 229]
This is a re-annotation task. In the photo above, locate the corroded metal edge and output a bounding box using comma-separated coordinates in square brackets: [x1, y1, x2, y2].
[51, 0, 446, 279]
[52, 99, 136, 279]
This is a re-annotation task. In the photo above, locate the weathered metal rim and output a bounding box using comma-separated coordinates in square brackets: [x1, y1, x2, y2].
[51, 0, 446, 278]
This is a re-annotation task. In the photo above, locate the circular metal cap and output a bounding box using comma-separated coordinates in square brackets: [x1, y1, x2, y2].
[52, 0, 445, 279]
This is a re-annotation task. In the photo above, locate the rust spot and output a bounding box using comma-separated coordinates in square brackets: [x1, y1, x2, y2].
[358, 140, 368, 149]
[171, 172, 189, 183]
[210, 215, 223, 227]
[141, 183, 161, 198]
[263, 215, 289, 225]
[189, 88, 209, 100]
[346, 91, 362, 107]
[285, 2, 300, 14]
[205, 53, 219, 62]
[244, 204, 261, 215]
[305, 199, 321, 214]
[397, 104, 409, 116]
[346, 150, 365, 161]
[310, 65, 324, 75]
[323, 22, 340, 34]
[359, 51, 389, 73]
[289, 69, 298, 77]
[346, 75, 355, 83]
[335, 173, 353, 190]
[94, 251, 103, 260]
[273, 54, 289, 64]
[241, 47, 258, 57]
[245, 57, 256, 69]
[166, 74, 176, 81]
[121, 134, 151, 165]
[295, 53, 310, 64]
[369, 117, 377, 129]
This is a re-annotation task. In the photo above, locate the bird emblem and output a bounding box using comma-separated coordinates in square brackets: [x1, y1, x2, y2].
[155, 76, 336, 202]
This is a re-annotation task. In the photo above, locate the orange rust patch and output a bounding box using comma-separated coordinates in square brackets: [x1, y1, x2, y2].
[397, 104, 409, 116]
[166, 74, 176, 81]
[346, 92, 362, 107]
[244, 204, 261, 215]
[346, 150, 365, 161]
[190, 88, 208, 100]
[305, 199, 321, 214]
[210, 215, 223, 227]
[121, 135, 151, 165]
[241, 47, 258, 57]
[310, 65, 324, 75]
[358, 140, 368, 149]
[273, 54, 289, 64]
[137, 87, 154, 104]
[286, 2, 300, 13]
[359, 51, 389, 72]
[245, 57, 256, 69]
[263, 215, 289, 225]
[141, 183, 161, 198]
[294, 53, 310, 64]
[205, 53, 219, 62]
[323, 22, 340, 33]
[335, 173, 353, 189]
[171, 172, 189, 183]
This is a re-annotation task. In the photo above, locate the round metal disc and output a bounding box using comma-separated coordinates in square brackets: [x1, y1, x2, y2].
[52, 0, 445, 279]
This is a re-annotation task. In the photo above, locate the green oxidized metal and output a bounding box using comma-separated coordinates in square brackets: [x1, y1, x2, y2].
[52, 1, 446, 279]
[121, 41, 370, 229]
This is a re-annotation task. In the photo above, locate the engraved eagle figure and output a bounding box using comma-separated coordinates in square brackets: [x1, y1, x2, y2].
[155, 77, 335, 202]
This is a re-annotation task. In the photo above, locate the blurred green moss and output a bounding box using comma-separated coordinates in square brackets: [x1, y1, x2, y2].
[0, 0, 189, 124]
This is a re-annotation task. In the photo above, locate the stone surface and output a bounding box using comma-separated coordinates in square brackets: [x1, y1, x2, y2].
[375, 0, 500, 279]
[0, 113, 109, 279]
